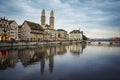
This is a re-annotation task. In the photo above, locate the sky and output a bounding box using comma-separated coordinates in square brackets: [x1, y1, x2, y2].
[0, 0, 120, 38]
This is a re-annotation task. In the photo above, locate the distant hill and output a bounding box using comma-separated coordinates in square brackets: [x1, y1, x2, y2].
[90, 37, 120, 41]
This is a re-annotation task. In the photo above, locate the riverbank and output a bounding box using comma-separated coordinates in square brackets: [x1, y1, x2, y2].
[0, 41, 83, 47]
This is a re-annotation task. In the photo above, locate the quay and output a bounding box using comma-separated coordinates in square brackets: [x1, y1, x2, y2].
[0, 41, 79, 47]
[0, 40, 119, 47]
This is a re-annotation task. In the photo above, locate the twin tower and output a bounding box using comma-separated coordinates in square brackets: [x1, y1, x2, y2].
[41, 9, 54, 29]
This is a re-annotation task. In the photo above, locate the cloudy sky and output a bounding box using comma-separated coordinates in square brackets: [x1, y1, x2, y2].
[0, 0, 120, 38]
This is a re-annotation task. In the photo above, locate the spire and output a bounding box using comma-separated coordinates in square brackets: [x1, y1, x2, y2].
[42, 9, 45, 16]
[49, 10, 54, 29]
[41, 9, 46, 27]
[50, 10, 54, 17]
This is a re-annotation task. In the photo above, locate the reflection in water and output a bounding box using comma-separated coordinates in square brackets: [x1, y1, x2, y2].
[0, 43, 120, 80]
[0, 49, 18, 70]
[69, 43, 86, 55]
[40, 57, 45, 75]
[0, 44, 85, 74]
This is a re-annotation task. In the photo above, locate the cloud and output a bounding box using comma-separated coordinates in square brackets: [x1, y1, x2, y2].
[0, 0, 120, 38]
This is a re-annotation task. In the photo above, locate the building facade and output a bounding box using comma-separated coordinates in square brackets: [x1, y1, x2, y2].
[1, 10, 85, 42]
[41, 9, 58, 41]
[20, 21, 44, 41]
[57, 29, 67, 41]
[18, 25, 22, 40]
[43, 29, 58, 41]
[0, 17, 10, 41]
[69, 29, 83, 41]
[49, 29, 58, 41]
[0, 17, 18, 41]
[9, 20, 19, 40]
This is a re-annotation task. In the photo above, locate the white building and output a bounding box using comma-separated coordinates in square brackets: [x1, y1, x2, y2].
[69, 29, 83, 41]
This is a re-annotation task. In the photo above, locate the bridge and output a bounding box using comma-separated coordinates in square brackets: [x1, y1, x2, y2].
[85, 40, 120, 45]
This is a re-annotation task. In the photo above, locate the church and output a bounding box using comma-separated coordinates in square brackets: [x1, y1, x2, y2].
[41, 9, 67, 41]
[41, 9, 54, 29]
[41, 9, 58, 41]
[19, 9, 67, 41]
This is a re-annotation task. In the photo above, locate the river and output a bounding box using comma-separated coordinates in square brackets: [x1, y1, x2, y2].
[0, 43, 120, 80]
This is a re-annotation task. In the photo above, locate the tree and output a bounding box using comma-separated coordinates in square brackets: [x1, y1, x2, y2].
[83, 35, 88, 40]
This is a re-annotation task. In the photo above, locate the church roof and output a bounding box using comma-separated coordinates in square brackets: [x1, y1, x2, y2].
[24, 21, 43, 30]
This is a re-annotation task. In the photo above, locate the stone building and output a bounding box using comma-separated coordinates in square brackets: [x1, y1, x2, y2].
[0, 17, 10, 41]
[69, 29, 83, 41]
[41, 9, 58, 41]
[20, 21, 44, 41]
[9, 20, 19, 40]
[44, 28, 58, 41]
[41, 9, 54, 29]
[57, 29, 67, 40]
[0, 17, 18, 41]
[49, 29, 58, 41]
[0, 10, 71, 42]
[19, 9, 57, 41]
[18, 25, 22, 40]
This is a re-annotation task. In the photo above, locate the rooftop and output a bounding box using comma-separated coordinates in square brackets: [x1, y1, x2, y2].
[70, 30, 83, 34]
[24, 21, 43, 30]
[57, 29, 67, 32]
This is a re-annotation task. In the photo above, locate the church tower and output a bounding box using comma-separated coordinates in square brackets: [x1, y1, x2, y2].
[49, 10, 54, 29]
[41, 9, 46, 29]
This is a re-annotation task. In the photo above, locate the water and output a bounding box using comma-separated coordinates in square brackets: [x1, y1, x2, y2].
[0, 43, 120, 80]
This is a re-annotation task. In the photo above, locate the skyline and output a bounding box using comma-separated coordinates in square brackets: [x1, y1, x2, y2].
[0, 0, 120, 38]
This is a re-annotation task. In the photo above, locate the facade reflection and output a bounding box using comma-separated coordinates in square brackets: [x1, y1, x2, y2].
[69, 43, 86, 56]
[0, 43, 85, 73]
[40, 57, 45, 75]
[56, 45, 67, 55]
[0, 49, 18, 70]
